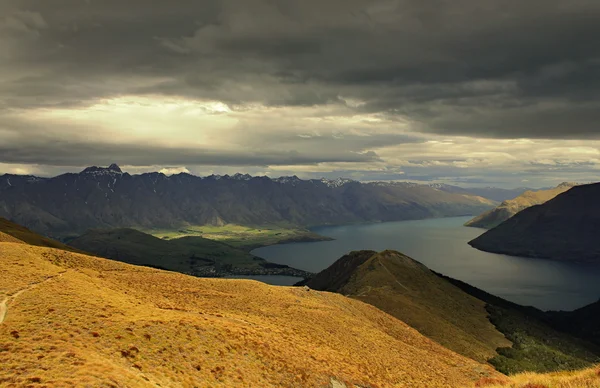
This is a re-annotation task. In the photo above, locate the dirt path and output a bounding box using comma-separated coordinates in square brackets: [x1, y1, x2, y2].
[0, 299, 7, 325]
[0, 272, 65, 324]
[377, 257, 411, 292]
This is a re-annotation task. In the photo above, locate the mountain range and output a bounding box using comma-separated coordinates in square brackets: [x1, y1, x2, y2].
[469, 182, 600, 262]
[0, 164, 496, 238]
[464, 182, 578, 229]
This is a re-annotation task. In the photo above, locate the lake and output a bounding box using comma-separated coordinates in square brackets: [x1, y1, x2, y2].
[251, 216, 600, 311]
[227, 275, 304, 286]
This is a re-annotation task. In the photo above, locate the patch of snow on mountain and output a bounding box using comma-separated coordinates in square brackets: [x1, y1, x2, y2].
[274, 176, 303, 186]
[320, 177, 355, 188]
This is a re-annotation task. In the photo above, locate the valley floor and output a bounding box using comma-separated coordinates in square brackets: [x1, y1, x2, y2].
[146, 224, 332, 251]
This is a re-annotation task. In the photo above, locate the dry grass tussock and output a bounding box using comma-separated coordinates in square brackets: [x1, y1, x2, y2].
[0, 241, 502, 387]
[474, 366, 600, 387]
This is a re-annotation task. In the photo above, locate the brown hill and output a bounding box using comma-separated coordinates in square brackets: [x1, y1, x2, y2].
[465, 182, 577, 229]
[0, 241, 499, 387]
[469, 182, 600, 262]
[304, 250, 600, 374]
[305, 250, 511, 363]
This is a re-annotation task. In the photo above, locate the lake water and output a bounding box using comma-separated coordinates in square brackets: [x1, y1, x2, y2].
[251, 216, 600, 311]
[227, 275, 304, 286]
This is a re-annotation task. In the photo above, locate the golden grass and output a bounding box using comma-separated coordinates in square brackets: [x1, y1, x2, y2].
[0, 241, 501, 387]
[340, 250, 511, 363]
[474, 366, 600, 387]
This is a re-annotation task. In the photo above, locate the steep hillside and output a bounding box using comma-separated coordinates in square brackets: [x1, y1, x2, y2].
[304, 250, 600, 374]
[296, 251, 377, 291]
[546, 299, 600, 348]
[465, 182, 577, 229]
[67, 228, 309, 278]
[469, 183, 600, 262]
[0, 242, 499, 387]
[0, 165, 495, 237]
[0, 217, 82, 253]
[306, 250, 510, 363]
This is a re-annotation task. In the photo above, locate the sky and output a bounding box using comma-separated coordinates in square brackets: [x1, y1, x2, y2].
[1, 0, 599, 188]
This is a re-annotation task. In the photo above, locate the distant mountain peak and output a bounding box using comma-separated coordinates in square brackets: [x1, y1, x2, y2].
[320, 177, 355, 188]
[557, 181, 578, 188]
[108, 163, 122, 173]
[81, 164, 123, 176]
[274, 175, 302, 185]
[232, 173, 252, 181]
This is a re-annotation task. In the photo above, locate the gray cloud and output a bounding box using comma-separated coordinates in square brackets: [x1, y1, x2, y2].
[1, 0, 600, 185]
[0, 138, 381, 167]
[2, 1, 599, 121]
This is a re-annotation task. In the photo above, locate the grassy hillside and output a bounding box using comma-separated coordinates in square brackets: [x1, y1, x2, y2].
[465, 183, 577, 229]
[546, 299, 600, 349]
[67, 228, 310, 278]
[0, 217, 83, 253]
[0, 241, 499, 387]
[477, 366, 600, 387]
[305, 250, 600, 374]
[440, 274, 600, 374]
[306, 250, 511, 363]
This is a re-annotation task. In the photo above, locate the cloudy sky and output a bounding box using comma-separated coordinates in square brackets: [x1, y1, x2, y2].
[1, 0, 599, 187]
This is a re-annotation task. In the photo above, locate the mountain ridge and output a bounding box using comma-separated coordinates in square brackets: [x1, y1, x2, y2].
[469, 182, 600, 262]
[0, 165, 496, 238]
[465, 182, 578, 229]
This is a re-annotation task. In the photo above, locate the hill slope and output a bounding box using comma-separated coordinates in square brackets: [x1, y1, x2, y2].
[306, 250, 511, 363]
[304, 250, 600, 374]
[469, 182, 600, 262]
[482, 366, 600, 388]
[0, 217, 82, 253]
[0, 165, 495, 237]
[67, 228, 309, 278]
[0, 242, 499, 387]
[545, 299, 600, 355]
[465, 182, 577, 229]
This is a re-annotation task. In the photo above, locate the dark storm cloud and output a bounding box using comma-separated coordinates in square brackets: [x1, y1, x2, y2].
[1, 0, 600, 147]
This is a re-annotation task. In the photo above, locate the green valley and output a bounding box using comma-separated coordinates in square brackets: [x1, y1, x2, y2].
[66, 228, 311, 278]
[146, 224, 332, 251]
